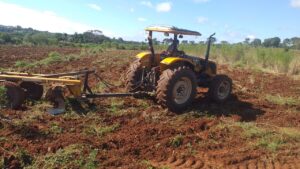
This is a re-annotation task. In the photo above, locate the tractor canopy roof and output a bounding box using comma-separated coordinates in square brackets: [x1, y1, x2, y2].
[145, 26, 201, 36]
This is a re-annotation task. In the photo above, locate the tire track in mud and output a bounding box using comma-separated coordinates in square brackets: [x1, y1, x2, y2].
[151, 148, 300, 169]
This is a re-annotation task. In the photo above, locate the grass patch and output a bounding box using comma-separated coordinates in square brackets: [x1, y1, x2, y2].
[97, 124, 120, 136]
[16, 150, 34, 167]
[107, 98, 125, 115]
[0, 86, 7, 107]
[15, 61, 31, 67]
[141, 160, 170, 169]
[136, 100, 150, 109]
[84, 123, 120, 137]
[26, 144, 98, 169]
[82, 149, 98, 169]
[49, 122, 63, 134]
[141, 160, 154, 169]
[94, 82, 106, 93]
[169, 134, 184, 148]
[265, 94, 300, 106]
[15, 51, 81, 68]
[236, 122, 300, 151]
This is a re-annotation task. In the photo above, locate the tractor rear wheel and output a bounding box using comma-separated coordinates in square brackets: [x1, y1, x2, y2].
[208, 75, 232, 103]
[20, 82, 44, 100]
[4, 81, 25, 109]
[156, 66, 197, 113]
[125, 59, 143, 92]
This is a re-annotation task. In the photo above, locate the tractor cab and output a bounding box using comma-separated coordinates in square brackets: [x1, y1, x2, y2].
[142, 26, 217, 75]
[145, 26, 201, 58]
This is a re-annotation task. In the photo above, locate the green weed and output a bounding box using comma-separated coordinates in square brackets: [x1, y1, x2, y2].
[0, 86, 7, 107]
[265, 94, 300, 106]
[84, 123, 120, 137]
[169, 134, 184, 148]
[49, 122, 63, 134]
[15, 51, 82, 68]
[141, 160, 155, 169]
[15, 61, 31, 67]
[82, 149, 98, 169]
[16, 150, 33, 167]
[97, 124, 120, 136]
[108, 98, 124, 115]
[27, 144, 83, 169]
[94, 82, 106, 93]
[39, 52, 63, 65]
[236, 122, 300, 151]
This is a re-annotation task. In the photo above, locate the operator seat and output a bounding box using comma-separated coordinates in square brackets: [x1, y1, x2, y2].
[161, 39, 185, 57]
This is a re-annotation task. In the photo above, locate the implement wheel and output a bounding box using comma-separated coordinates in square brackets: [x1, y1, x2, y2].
[20, 82, 44, 100]
[4, 81, 25, 109]
[156, 66, 197, 113]
[125, 59, 143, 92]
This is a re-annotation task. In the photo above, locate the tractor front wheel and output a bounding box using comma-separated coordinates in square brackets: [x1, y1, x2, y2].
[156, 66, 197, 113]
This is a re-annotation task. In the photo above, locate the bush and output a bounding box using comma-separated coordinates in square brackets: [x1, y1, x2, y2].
[15, 61, 31, 67]
[40, 52, 63, 65]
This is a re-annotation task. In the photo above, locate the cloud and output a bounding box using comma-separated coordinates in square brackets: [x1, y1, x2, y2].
[197, 16, 208, 24]
[137, 17, 147, 22]
[0, 1, 103, 34]
[156, 2, 172, 12]
[141, 1, 153, 8]
[246, 35, 256, 40]
[291, 0, 300, 8]
[87, 3, 101, 11]
[194, 0, 210, 3]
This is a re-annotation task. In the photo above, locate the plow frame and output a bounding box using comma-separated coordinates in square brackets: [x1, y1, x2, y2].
[0, 69, 150, 113]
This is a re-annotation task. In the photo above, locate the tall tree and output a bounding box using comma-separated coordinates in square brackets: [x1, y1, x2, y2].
[251, 38, 262, 47]
[263, 37, 281, 48]
[244, 38, 250, 45]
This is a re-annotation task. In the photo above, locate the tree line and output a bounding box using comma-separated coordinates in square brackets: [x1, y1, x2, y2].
[1, 25, 300, 50]
[0, 25, 112, 46]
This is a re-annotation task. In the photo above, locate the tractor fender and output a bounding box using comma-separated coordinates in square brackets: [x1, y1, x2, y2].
[135, 52, 161, 67]
[135, 52, 152, 67]
[160, 57, 194, 71]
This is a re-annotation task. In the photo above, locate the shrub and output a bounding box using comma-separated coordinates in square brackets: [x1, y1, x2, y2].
[40, 52, 63, 65]
[15, 61, 31, 67]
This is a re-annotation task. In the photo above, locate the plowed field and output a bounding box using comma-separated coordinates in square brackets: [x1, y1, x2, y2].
[0, 46, 299, 169]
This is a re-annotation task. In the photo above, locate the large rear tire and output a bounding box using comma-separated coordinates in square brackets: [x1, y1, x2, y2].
[208, 75, 232, 103]
[4, 81, 25, 109]
[125, 59, 143, 92]
[156, 66, 197, 113]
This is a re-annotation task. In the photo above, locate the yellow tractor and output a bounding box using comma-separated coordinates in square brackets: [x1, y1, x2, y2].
[125, 26, 232, 112]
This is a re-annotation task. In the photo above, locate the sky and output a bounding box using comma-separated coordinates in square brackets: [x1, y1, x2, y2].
[0, 0, 300, 43]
